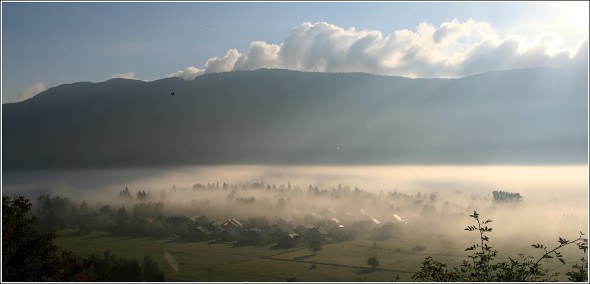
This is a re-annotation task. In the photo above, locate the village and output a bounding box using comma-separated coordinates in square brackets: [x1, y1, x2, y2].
[31, 181, 448, 252]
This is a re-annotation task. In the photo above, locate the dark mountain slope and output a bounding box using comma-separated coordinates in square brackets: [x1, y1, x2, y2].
[2, 66, 587, 171]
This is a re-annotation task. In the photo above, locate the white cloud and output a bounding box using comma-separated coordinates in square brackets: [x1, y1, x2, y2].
[169, 20, 583, 80]
[235, 41, 281, 70]
[572, 38, 589, 63]
[168, 66, 204, 80]
[111, 72, 136, 79]
[204, 48, 242, 73]
[458, 34, 574, 76]
[18, 82, 46, 102]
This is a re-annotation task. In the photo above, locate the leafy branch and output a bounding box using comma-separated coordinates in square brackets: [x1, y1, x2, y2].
[413, 210, 588, 282]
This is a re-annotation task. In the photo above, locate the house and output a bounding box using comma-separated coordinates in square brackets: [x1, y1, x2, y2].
[189, 215, 202, 222]
[301, 227, 328, 243]
[273, 219, 296, 234]
[239, 228, 271, 245]
[360, 209, 381, 224]
[218, 226, 241, 242]
[317, 219, 338, 231]
[270, 220, 297, 242]
[393, 213, 409, 225]
[295, 224, 315, 236]
[207, 222, 225, 237]
[328, 224, 352, 241]
[277, 233, 300, 248]
[190, 226, 211, 240]
[351, 219, 376, 235]
[222, 218, 244, 230]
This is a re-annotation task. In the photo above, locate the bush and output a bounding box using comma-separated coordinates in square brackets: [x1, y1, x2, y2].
[142, 255, 165, 281]
[412, 210, 588, 282]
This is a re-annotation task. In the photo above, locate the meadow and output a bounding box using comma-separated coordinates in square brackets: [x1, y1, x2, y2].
[55, 223, 582, 282]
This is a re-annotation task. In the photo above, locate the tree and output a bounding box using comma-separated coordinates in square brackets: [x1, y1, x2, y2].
[117, 206, 128, 219]
[100, 205, 112, 215]
[3, 196, 59, 280]
[137, 190, 148, 200]
[142, 256, 165, 281]
[367, 256, 380, 270]
[90, 251, 165, 281]
[309, 240, 322, 255]
[2, 196, 94, 281]
[119, 186, 132, 199]
[112, 257, 142, 281]
[492, 190, 522, 203]
[70, 205, 78, 216]
[79, 201, 89, 215]
[92, 251, 116, 281]
[3, 196, 167, 281]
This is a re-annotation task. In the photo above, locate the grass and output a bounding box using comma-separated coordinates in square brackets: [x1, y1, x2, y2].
[55, 229, 429, 281]
[55, 229, 583, 281]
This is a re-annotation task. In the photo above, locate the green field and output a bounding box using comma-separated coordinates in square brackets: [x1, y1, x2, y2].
[55, 229, 582, 282]
[55, 229, 433, 281]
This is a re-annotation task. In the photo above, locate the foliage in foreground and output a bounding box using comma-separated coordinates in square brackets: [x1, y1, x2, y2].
[412, 210, 588, 282]
[2, 196, 165, 282]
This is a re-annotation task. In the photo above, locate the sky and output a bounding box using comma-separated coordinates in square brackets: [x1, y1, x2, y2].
[1, 1, 589, 103]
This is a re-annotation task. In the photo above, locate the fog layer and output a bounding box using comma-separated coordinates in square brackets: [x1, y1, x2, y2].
[3, 165, 586, 202]
[4, 165, 587, 237]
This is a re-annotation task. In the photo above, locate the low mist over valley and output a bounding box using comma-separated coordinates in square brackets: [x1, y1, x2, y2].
[3, 164, 588, 245]
[3, 164, 587, 281]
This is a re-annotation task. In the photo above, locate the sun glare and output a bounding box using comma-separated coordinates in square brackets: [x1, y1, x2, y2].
[552, 2, 589, 34]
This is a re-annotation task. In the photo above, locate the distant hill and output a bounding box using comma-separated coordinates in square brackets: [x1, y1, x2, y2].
[2, 66, 588, 171]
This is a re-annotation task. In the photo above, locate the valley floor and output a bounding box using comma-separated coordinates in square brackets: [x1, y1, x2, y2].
[55, 228, 580, 282]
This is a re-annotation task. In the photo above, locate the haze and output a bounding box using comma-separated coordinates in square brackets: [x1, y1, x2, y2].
[3, 164, 587, 241]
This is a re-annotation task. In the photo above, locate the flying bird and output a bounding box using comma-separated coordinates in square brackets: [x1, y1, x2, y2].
[170, 92, 175, 96]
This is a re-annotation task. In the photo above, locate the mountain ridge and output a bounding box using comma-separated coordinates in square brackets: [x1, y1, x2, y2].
[3, 66, 588, 171]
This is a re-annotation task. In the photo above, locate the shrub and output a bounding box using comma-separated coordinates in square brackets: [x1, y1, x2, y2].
[412, 210, 588, 282]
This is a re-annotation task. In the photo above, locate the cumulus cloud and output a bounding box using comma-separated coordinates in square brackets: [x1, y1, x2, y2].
[572, 38, 589, 64]
[168, 66, 205, 80]
[18, 82, 46, 102]
[204, 48, 242, 73]
[169, 19, 583, 80]
[111, 72, 136, 79]
[235, 41, 281, 70]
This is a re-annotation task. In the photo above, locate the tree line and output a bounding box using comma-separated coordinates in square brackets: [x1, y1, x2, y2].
[2, 196, 165, 282]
